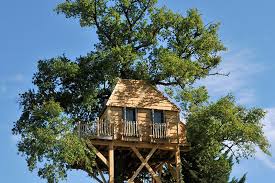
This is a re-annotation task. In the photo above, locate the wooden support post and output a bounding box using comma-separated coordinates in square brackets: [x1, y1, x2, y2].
[109, 143, 114, 183]
[175, 145, 181, 183]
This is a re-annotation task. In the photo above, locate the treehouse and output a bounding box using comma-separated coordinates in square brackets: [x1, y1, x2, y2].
[78, 79, 190, 183]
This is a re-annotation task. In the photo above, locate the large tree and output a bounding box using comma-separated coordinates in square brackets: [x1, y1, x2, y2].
[12, 0, 270, 182]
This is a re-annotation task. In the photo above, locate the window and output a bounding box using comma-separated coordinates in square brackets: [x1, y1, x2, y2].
[152, 110, 164, 123]
[124, 108, 136, 121]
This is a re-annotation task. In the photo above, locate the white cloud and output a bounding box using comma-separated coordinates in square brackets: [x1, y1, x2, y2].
[256, 151, 275, 169]
[199, 48, 265, 105]
[255, 108, 275, 169]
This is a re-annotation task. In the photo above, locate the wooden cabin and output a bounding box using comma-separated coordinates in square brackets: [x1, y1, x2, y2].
[78, 79, 189, 183]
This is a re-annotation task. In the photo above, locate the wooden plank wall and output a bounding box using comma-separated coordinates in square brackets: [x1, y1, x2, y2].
[137, 108, 151, 141]
[166, 111, 180, 143]
[108, 107, 122, 139]
[178, 122, 187, 144]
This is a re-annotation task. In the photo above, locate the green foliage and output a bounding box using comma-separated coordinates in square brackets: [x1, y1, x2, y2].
[230, 174, 247, 183]
[13, 99, 95, 183]
[12, 0, 270, 182]
[181, 95, 269, 183]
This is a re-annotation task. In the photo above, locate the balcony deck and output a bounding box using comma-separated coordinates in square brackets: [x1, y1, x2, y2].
[78, 119, 178, 144]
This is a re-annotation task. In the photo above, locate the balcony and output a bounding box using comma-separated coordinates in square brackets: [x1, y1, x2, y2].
[78, 119, 170, 142]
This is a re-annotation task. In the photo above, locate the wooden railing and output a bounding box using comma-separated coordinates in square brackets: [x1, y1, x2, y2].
[78, 119, 114, 137]
[121, 120, 139, 137]
[79, 122, 97, 137]
[78, 120, 168, 140]
[151, 123, 167, 139]
[97, 120, 114, 136]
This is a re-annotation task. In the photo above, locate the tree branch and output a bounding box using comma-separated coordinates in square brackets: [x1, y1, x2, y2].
[93, 0, 114, 45]
[134, 26, 161, 50]
[222, 142, 238, 160]
[121, 3, 132, 29]
[208, 72, 230, 77]
[119, 2, 134, 44]
[131, 0, 152, 27]
[156, 81, 178, 86]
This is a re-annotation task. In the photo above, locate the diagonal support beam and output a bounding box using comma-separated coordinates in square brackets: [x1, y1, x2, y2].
[86, 141, 109, 167]
[168, 163, 177, 180]
[91, 174, 104, 183]
[155, 162, 165, 180]
[129, 146, 161, 183]
[128, 146, 157, 182]
[155, 162, 165, 172]
[96, 163, 107, 183]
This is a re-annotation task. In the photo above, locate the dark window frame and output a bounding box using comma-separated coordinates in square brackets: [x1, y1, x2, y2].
[124, 107, 137, 122]
[152, 109, 165, 124]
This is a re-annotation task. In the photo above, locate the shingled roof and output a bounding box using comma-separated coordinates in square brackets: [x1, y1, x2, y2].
[106, 79, 180, 111]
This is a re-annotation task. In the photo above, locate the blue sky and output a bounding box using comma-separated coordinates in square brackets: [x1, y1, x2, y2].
[1, 0, 275, 182]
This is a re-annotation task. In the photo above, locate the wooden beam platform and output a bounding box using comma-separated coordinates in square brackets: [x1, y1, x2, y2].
[89, 139, 190, 152]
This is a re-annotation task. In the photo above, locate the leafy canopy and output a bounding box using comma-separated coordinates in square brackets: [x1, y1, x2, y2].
[12, 0, 269, 183]
[183, 95, 269, 183]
